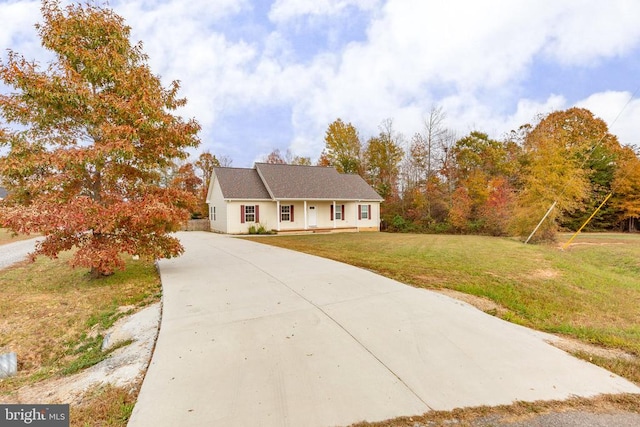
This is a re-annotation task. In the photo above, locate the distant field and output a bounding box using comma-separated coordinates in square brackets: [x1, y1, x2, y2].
[247, 232, 640, 382]
[0, 228, 36, 245]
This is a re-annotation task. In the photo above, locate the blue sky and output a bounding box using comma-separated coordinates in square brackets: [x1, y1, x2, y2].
[1, 0, 640, 167]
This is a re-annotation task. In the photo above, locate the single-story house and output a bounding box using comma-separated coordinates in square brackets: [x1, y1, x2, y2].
[206, 163, 384, 234]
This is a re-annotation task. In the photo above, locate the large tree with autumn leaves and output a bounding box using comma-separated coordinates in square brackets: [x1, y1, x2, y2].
[319, 118, 363, 174]
[511, 108, 621, 241]
[0, 0, 200, 276]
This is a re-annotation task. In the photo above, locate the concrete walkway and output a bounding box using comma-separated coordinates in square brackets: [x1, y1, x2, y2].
[0, 238, 38, 270]
[128, 232, 640, 427]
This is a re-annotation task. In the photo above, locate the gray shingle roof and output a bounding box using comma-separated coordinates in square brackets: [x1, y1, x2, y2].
[339, 173, 385, 200]
[213, 164, 383, 201]
[213, 167, 271, 199]
[255, 163, 383, 201]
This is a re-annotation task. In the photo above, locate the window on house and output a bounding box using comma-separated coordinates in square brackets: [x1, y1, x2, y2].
[281, 205, 294, 222]
[360, 204, 369, 220]
[241, 205, 260, 223]
[331, 204, 345, 220]
[213, 206, 216, 221]
[245, 205, 255, 222]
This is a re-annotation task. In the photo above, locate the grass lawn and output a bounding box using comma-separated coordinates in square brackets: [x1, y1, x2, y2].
[247, 232, 640, 384]
[0, 228, 37, 245]
[0, 251, 161, 426]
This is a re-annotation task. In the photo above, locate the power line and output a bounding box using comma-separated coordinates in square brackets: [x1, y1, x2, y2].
[525, 86, 640, 244]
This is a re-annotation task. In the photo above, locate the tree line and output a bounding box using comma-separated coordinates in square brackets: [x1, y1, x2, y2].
[310, 108, 640, 241]
[241, 107, 639, 242]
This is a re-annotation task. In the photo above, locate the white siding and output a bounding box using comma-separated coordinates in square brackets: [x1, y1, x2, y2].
[276, 201, 381, 231]
[357, 202, 380, 231]
[226, 201, 277, 234]
[208, 179, 228, 233]
[275, 202, 305, 230]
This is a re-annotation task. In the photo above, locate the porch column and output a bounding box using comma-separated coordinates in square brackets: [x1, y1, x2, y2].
[304, 200, 308, 230]
[354, 201, 359, 231]
[333, 201, 336, 229]
[276, 200, 281, 231]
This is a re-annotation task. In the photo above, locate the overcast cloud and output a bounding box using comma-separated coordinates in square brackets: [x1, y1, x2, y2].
[1, 0, 639, 166]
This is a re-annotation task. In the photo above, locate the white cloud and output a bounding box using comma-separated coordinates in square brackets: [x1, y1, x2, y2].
[107, 0, 261, 139]
[576, 91, 640, 148]
[2, 0, 640, 164]
[0, 1, 46, 60]
[503, 95, 567, 132]
[279, 0, 554, 153]
[277, 0, 640, 157]
[541, 1, 640, 65]
[269, 0, 380, 23]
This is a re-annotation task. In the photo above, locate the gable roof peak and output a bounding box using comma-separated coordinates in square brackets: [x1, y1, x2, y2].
[213, 166, 271, 199]
[254, 162, 382, 201]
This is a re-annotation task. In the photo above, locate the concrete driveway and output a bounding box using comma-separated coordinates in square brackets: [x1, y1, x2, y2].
[128, 232, 639, 427]
[0, 238, 38, 270]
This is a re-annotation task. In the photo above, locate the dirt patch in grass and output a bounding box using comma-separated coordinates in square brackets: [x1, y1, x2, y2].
[413, 275, 445, 286]
[434, 288, 511, 317]
[529, 268, 559, 280]
[565, 242, 626, 247]
[552, 337, 638, 363]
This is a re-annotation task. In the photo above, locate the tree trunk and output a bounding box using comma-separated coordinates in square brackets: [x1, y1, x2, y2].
[89, 266, 113, 279]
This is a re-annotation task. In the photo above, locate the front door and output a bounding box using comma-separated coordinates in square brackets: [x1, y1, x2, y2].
[308, 205, 317, 227]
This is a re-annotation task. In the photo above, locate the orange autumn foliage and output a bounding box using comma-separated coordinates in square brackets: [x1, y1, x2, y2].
[0, 0, 200, 276]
